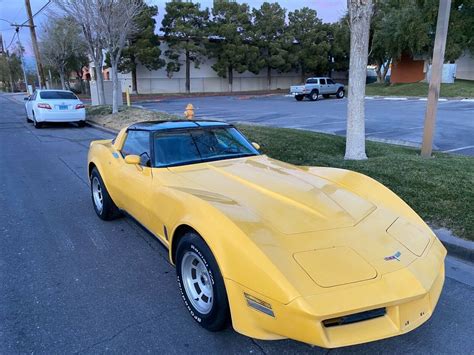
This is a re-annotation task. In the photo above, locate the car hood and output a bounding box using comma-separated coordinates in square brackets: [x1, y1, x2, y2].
[168, 155, 376, 235]
[166, 155, 434, 292]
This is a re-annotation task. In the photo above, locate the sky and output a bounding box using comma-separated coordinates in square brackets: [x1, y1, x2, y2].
[0, 0, 347, 67]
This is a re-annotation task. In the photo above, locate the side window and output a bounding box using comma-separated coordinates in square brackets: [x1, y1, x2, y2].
[327, 79, 335, 85]
[306, 78, 318, 84]
[121, 130, 151, 166]
[320, 78, 326, 85]
[31, 92, 37, 101]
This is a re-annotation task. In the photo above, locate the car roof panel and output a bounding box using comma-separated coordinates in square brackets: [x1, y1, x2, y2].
[128, 120, 231, 132]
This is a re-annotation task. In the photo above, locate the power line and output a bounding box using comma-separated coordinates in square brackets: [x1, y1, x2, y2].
[21, 0, 51, 26]
[5, 31, 18, 52]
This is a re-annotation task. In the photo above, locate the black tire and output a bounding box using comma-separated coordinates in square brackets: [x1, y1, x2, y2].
[90, 167, 120, 220]
[322, 94, 330, 99]
[295, 95, 304, 101]
[33, 113, 43, 129]
[26, 114, 32, 122]
[336, 88, 345, 99]
[78, 120, 86, 127]
[176, 232, 229, 331]
[309, 90, 319, 101]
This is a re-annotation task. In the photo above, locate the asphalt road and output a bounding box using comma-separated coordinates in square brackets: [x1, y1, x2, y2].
[1, 93, 474, 354]
[139, 95, 474, 156]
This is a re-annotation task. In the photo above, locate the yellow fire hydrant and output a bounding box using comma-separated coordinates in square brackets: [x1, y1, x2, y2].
[184, 103, 194, 120]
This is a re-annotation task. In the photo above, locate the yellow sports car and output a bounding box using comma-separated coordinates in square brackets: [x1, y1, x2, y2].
[87, 120, 446, 348]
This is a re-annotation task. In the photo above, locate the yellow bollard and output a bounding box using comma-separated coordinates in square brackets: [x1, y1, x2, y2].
[126, 87, 131, 107]
[184, 103, 195, 120]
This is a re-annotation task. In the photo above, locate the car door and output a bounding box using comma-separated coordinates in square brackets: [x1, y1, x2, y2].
[327, 79, 337, 94]
[319, 78, 327, 94]
[115, 129, 154, 227]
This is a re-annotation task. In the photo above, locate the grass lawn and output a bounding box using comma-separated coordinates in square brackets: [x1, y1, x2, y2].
[86, 106, 474, 241]
[365, 79, 474, 98]
[238, 125, 474, 241]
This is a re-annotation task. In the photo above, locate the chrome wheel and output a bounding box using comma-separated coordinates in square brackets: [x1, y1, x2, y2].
[92, 176, 103, 213]
[337, 90, 344, 98]
[311, 92, 319, 101]
[181, 251, 214, 314]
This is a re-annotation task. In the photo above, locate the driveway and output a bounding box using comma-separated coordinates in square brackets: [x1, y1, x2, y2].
[1, 94, 474, 353]
[139, 95, 474, 156]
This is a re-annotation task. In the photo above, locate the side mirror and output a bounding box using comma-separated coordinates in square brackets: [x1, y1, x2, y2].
[124, 154, 141, 165]
[24, 96, 29, 101]
[252, 142, 260, 150]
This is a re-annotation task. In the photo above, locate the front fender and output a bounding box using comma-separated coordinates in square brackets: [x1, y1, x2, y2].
[164, 188, 300, 305]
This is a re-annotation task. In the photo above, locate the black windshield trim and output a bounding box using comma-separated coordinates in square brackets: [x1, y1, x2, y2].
[160, 153, 258, 168]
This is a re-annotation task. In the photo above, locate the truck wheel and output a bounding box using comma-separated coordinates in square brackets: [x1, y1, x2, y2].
[309, 91, 319, 101]
[295, 95, 304, 101]
[336, 89, 345, 99]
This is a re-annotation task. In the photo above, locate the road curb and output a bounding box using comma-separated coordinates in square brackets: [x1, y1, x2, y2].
[364, 96, 473, 102]
[435, 228, 474, 263]
[86, 120, 119, 134]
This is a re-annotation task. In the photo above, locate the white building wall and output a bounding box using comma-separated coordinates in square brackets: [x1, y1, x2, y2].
[118, 43, 303, 94]
[455, 51, 474, 81]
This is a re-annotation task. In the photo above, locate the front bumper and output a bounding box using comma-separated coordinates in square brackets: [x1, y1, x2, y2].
[225, 238, 446, 348]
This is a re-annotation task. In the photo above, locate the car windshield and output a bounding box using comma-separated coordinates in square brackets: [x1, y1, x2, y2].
[39, 91, 78, 100]
[153, 127, 259, 167]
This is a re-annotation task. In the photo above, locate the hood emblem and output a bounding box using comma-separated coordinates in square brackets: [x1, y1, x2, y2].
[384, 251, 401, 261]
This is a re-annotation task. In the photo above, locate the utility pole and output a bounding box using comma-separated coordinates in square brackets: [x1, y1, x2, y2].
[420, 0, 451, 158]
[15, 28, 29, 93]
[25, 0, 47, 89]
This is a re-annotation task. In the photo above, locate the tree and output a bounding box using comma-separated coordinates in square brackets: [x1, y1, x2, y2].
[367, 0, 471, 83]
[368, 2, 393, 83]
[327, 16, 351, 73]
[288, 7, 330, 81]
[54, 0, 106, 105]
[206, 0, 260, 92]
[68, 51, 90, 94]
[0, 52, 23, 92]
[96, 0, 143, 114]
[40, 16, 87, 90]
[251, 2, 290, 89]
[117, 2, 164, 94]
[345, 0, 373, 161]
[161, 1, 209, 94]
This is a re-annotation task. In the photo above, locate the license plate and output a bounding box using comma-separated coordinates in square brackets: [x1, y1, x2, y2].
[59, 105, 68, 110]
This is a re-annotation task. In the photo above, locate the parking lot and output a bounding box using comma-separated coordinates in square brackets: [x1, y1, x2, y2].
[1, 94, 474, 353]
[140, 95, 474, 156]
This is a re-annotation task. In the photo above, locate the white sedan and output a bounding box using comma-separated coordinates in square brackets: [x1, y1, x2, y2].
[25, 89, 86, 128]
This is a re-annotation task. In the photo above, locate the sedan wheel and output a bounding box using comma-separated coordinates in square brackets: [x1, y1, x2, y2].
[176, 232, 229, 331]
[33, 114, 43, 129]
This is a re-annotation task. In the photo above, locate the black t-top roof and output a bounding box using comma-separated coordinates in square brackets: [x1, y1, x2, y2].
[127, 120, 231, 131]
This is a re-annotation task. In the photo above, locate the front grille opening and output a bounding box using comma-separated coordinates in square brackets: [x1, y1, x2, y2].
[323, 307, 386, 328]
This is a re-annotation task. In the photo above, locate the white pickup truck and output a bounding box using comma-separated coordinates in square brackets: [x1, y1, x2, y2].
[290, 77, 345, 101]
